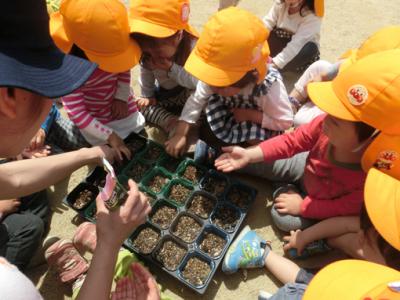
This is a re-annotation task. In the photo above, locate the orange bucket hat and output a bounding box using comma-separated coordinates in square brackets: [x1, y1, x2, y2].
[340, 26, 400, 72]
[303, 260, 400, 300]
[128, 0, 198, 38]
[184, 7, 269, 87]
[50, 0, 141, 73]
[361, 132, 400, 250]
[307, 49, 400, 135]
[314, 0, 324, 17]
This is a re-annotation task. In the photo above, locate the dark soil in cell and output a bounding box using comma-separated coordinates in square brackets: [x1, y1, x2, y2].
[211, 206, 239, 232]
[227, 186, 252, 209]
[86, 204, 97, 220]
[200, 232, 226, 257]
[132, 227, 160, 254]
[169, 184, 191, 205]
[182, 165, 204, 183]
[172, 215, 202, 243]
[188, 194, 215, 219]
[126, 162, 150, 182]
[182, 257, 211, 286]
[73, 189, 95, 210]
[93, 177, 106, 188]
[126, 138, 146, 154]
[160, 156, 181, 173]
[156, 240, 187, 271]
[142, 145, 163, 161]
[150, 205, 177, 229]
[148, 175, 168, 193]
[202, 176, 227, 197]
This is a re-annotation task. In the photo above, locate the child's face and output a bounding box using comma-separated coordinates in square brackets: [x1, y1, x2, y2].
[139, 32, 182, 62]
[285, 0, 305, 9]
[322, 115, 362, 151]
[210, 85, 242, 97]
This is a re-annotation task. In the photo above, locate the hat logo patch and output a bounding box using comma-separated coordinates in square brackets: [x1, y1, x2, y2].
[347, 85, 368, 106]
[373, 150, 398, 171]
[251, 44, 262, 64]
[181, 3, 190, 23]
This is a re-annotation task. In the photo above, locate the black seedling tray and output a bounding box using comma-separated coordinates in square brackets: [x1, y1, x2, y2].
[63, 134, 257, 294]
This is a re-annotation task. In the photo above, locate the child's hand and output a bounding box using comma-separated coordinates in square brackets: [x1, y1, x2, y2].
[231, 108, 250, 123]
[165, 134, 187, 158]
[95, 179, 151, 249]
[137, 97, 157, 109]
[274, 191, 303, 215]
[111, 263, 160, 300]
[214, 146, 250, 172]
[0, 199, 21, 216]
[283, 230, 307, 255]
[29, 128, 46, 151]
[111, 99, 129, 120]
[151, 57, 173, 71]
[21, 145, 51, 159]
[108, 132, 131, 161]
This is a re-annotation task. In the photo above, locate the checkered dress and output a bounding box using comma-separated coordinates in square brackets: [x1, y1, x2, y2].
[206, 68, 283, 144]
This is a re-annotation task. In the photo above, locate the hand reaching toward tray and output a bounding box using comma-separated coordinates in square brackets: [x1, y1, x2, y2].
[111, 263, 160, 300]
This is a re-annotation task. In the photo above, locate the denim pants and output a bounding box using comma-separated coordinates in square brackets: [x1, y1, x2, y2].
[240, 152, 315, 231]
[0, 190, 49, 270]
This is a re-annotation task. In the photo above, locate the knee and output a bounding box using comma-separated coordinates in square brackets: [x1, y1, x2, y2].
[19, 215, 45, 242]
[270, 206, 301, 232]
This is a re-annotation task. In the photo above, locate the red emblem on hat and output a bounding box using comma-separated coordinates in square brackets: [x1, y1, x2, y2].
[373, 150, 398, 171]
[347, 85, 368, 106]
[181, 3, 190, 23]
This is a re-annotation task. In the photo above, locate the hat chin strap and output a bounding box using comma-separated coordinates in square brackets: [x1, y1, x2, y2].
[351, 129, 380, 153]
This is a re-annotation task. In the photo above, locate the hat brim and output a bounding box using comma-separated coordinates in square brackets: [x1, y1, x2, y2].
[365, 168, 400, 250]
[303, 260, 400, 300]
[85, 39, 141, 73]
[184, 42, 269, 87]
[49, 12, 73, 53]
[129, 18, 198, 38]
[0, 46, 96, 98]
[307, 81, 358, 121]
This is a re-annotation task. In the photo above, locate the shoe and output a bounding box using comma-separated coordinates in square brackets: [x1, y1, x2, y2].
[286, 239, 331, 259]
[194, 139, 218, 166]
[45, 239, 89, 283]
[222, 226, 270, 274]
[73, 222, 97, 255]
[258, 290, 273, 300]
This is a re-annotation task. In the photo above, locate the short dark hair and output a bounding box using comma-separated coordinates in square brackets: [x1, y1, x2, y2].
[230, 69, 259, 88]
[354, 121, 376, 143]
[279, 0, 315, 16]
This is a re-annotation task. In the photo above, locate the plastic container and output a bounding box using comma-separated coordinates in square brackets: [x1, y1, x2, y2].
[65, 182, 99, 211]
[163, 179, 194, 207]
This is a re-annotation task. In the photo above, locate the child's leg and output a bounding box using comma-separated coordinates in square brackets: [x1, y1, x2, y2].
[268, 28, 292, 58]
[293, 102, 324, 127]
[264, 250, 301, 284]
[46, 116, 91, 152]
[281, 42, 320, 73]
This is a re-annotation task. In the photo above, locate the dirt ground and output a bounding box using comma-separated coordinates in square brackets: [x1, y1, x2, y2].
[26, 1, 399, 299]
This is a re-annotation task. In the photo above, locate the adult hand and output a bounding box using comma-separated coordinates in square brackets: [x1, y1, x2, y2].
[95, 179, 151, 249]
[111, 100, 130, 120]
[214, 146, 250, 172]
[283, 229, 306, 255]
[274, 191, 303, 215]
[137, 97, 157, 110]
[0, 199, 21, 216]
[108, 132, 131, 161]
[165, 134, 187, 158]
[29, 128, 46, 151]
[90, 145, 119, 165]
[111, 263, 160, 300]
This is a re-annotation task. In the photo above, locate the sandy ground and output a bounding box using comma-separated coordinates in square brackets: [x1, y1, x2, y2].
[26, 1, 399, 299]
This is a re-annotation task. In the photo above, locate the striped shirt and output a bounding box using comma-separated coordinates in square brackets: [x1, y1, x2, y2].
[62, 68, 139, 141]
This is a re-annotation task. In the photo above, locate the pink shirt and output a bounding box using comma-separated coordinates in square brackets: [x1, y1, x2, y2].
[259, 114, 366, 219]
[62, 68, 139, 141]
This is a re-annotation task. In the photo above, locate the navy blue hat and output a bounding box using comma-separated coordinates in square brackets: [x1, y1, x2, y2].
[0, 0, 96, 98]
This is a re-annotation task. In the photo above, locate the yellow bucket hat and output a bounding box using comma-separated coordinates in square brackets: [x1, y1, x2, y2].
[184, 7, 269, 87]
[340, 26, 400, 72]
[314, 0, 324, 17]
[303, 260, 400, 300]
[362, 132, 400, 250]
[128, 0, 198, 38]
[50, 0, 141, 73]
[307, 49, 400, 135]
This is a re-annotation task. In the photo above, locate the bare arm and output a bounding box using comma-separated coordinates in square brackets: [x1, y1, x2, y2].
[0, 146, 114, 199]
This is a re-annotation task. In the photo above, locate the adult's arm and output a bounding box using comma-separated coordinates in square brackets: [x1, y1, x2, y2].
[0, 146, 114, 199]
